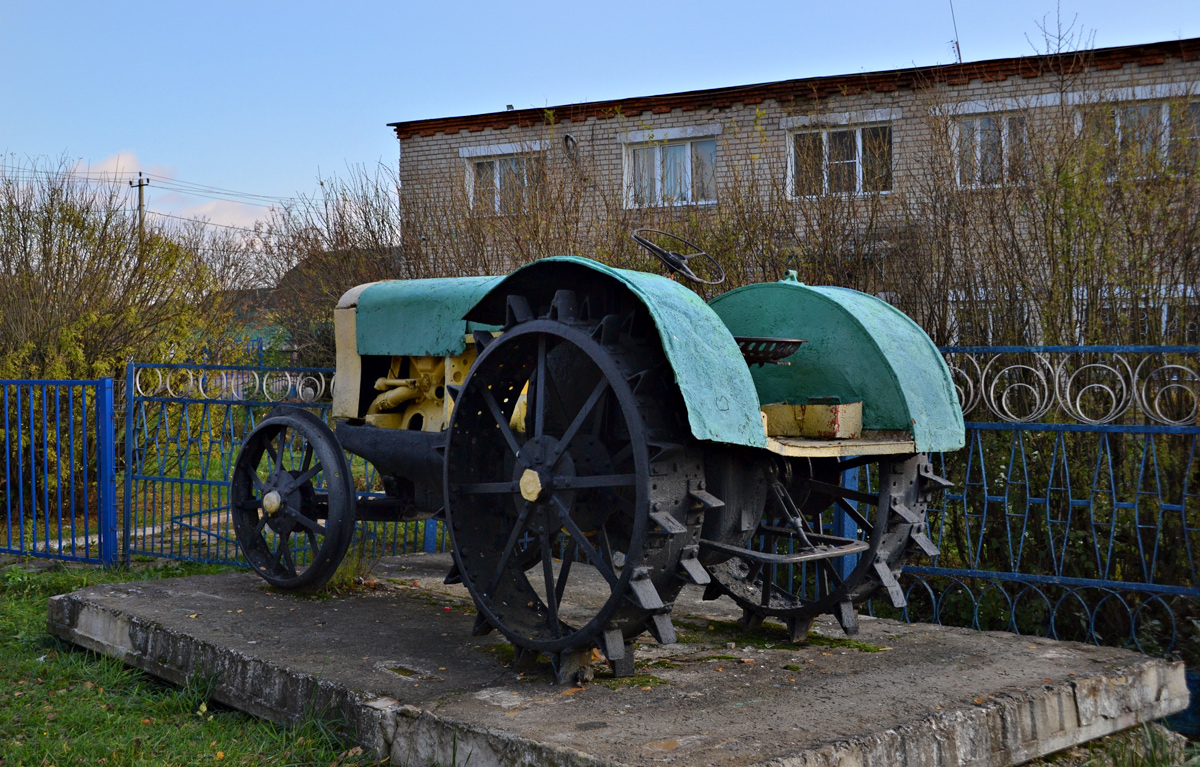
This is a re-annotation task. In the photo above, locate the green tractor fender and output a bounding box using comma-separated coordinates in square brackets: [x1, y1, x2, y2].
[707, 273, 965, 453]
[463, 256, 768, 449]
[351, 275, 506, 358]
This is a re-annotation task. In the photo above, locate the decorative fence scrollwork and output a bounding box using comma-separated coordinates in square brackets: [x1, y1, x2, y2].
[875, 345, 1200, 663]
[122, 362, 440, 569]
[945, 345, 1200, 426]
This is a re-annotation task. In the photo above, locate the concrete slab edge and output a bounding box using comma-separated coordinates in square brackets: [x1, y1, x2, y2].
[47, 592, 616, 765]
[47, 591, 1188, 767]
[755, 658, 1188, 767]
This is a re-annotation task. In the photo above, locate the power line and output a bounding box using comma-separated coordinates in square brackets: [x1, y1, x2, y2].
[146, 210, 261, 234]
[0, 162, 297, 208]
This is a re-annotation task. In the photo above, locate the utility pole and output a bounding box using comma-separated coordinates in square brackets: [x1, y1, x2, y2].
[129, 172, 149, 245]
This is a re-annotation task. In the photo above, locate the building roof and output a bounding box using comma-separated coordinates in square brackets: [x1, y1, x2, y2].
[388, 37, 1200, 140]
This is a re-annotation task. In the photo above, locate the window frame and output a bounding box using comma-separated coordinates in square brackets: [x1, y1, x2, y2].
[953, 112, 1028, 188]
[622, 137, 718, 209]
[787, 122, 893, 198]
[1072, 100, 1193, 176]
[464, 150, 544, 215]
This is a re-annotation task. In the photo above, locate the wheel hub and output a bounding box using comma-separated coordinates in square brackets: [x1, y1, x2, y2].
[262, 490, 283, 514]
[518, 469, 544, 502]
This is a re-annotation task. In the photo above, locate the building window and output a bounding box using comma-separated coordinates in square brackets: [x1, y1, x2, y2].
[626, 139, 717, 207]
[955, 114, 1027, 186]
[1169, 102, 1200, 166]
[792, 124, 892, 196]
[470, 154, 543, 214]
[1079, 102, 1177, 175]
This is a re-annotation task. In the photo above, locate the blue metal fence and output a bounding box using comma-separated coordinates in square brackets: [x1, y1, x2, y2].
[12, 349, 1200, 665]
[1, 379, 116, 565]
[868, 346, 1200, 661]
[122, 362, 445, 568]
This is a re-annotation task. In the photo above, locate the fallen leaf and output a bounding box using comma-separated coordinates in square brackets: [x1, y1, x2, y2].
[141, 718, 151, 725]
[215, 751, 225, 760]
[640, 686, 653, 691]
[559, 687, 582, 696]
[188, 614, 198, 619]
[740, 658, 755, 664]
[973, 698, 985, 704]
[1044, 678, 1053, 683]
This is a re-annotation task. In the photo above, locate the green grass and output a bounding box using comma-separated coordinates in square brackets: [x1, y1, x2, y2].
[674, 618, 887, 652]
[593, 673, 668, 690]
[0, 558, 377, 766]
[1028, 723, 1200, 766]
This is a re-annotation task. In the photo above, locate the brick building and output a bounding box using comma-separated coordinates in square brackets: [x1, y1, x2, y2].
[388, 38, 1200, 215]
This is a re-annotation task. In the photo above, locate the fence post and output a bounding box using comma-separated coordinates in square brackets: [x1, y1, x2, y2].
[96, 378, 117, 567]
[122, 362, 134, 566]
[423, 519, 439, 553]
[833, 460, 860, 581]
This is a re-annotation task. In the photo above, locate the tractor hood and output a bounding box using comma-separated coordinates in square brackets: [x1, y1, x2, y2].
[707, 274, 965, 453]
[348, 276, 505, 358]
[465, 257, 768, 449]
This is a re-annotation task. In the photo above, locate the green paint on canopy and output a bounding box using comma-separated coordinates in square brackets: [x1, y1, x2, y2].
[708, 274, 964, 453]
[354, 276, 504, 357]
[466, 257, 767, 448]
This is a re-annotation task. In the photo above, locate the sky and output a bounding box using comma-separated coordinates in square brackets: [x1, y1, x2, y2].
[2, 1, 1199, 230]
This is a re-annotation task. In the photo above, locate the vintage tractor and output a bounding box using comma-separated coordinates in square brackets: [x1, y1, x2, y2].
[231, 233, 964, 682]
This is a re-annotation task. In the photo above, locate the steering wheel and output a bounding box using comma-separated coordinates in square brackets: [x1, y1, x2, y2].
[631, 229, 726, 286]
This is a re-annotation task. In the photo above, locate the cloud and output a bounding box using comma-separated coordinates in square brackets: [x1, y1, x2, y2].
[73, 151, 272, 231]
[164, 198, 270, 231]
[72, 151, 175, 182]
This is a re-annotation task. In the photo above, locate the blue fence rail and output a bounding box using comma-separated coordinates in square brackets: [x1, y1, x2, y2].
[10, 349, 1200, 666]
[0, 379, 116, 565]
[122, 362, 445, 570]
[867, 345, 1200, 661]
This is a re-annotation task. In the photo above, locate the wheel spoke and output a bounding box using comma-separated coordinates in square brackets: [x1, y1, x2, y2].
[555, 537, 577, 606]
[277, 462, 323, 496]
[280, 539, 297, 578]
[268, 535, 285, 569]
[250, 471, 267, 493]
[480, 387, 523, 459]
[804, 478, 878, 506]
[539, 528, 560, 637]
[290, 514, 327, 536]
[485, 502, 533, 598]
[609, 443, 633, 468]
[817, 557, 846, 588]
[457, 480, 520, 494]
[834, 497, 874, 534]
[552, 496, 620, 589]
[551, 473, 636, 490]
[306, 529, 320, 556]
[301, 443, 314, 472]
[253, 513, 270, 537]
[533, 336, 547, 438]
[544, 377, 609, 468]
[272, 428, 286, 476]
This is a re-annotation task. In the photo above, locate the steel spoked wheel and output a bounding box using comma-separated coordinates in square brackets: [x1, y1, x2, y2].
[706, 453, 943, 640]
[231, 408, 356, 592]
[445, 308, 699, 662]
